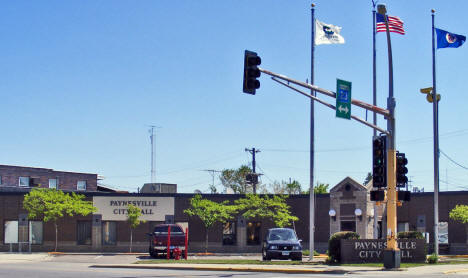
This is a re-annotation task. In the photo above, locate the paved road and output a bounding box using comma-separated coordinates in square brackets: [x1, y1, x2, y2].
[0, 253, 467, 277]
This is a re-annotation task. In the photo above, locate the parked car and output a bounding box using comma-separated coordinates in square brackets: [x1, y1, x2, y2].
[147, 224, 186, 258]
[262, 228, 302, 261]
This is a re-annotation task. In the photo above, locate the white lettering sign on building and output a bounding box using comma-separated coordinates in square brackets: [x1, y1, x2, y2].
[93, 196, 174, 221]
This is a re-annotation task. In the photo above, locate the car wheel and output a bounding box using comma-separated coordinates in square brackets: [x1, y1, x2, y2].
[149, 250, 157, 258]
[262, 249, 271, 261]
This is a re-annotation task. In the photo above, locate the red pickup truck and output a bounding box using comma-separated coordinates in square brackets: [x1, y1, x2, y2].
[148, 224, 186, 258]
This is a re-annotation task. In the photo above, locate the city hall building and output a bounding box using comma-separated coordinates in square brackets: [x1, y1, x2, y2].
[0, 165, 467, 254]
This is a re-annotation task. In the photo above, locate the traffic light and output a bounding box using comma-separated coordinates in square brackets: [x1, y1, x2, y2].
[396, 152, 408, 187]
[370, 190, 385, 201]
[397, 190, 411, 202]
[420, 87, 441, 103]
[243, 50, 261, 95]
[372, 135, 387, 188]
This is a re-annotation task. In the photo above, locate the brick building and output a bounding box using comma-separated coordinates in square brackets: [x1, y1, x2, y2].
[0, 165, 98, 192]
[0, 171, 467, 254]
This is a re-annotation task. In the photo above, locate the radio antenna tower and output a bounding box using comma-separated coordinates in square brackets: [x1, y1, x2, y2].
[148, 125, 161, 183]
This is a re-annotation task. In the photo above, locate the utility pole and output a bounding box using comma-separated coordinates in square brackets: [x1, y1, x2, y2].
[203, 169, 222, 193]
[245, 148, 260, 194]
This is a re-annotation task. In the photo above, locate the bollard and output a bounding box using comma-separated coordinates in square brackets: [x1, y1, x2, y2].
[166, 225, 171, 260]
[185, 227, 188, 260]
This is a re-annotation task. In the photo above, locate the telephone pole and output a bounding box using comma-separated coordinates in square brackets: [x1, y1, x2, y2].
[245, 148, 260, 194]
[203, 169, 222, 193]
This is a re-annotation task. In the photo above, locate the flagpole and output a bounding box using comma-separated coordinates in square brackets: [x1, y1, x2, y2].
[431, 8, 440, 257]
[309, 2, 316, 261]
[372, 2, 379, 240]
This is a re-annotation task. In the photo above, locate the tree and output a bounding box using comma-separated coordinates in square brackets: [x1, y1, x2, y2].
[449, 205, 468, 224]
[184, 194, 238, 253]
[271, 180, 302, 195]
[302, 182, 329, 194]
[127, 204, 145, 253]
[23, 188, 96, 252]
[363, 172, 373, 186]
[235, 194, 298, 227]
[219, 165, 253, 194]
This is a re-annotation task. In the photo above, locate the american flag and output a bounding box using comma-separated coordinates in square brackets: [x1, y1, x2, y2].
[376, 13, 405, 35]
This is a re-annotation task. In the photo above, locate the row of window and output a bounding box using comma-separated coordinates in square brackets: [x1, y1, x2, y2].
[4, 221, 263, 246]
[0, 176, 87, 190]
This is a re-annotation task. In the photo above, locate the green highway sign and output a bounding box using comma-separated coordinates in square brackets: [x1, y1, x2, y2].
[336, 79, 352, 120]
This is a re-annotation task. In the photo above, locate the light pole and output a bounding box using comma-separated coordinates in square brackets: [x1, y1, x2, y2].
[377, 3, 400, 269]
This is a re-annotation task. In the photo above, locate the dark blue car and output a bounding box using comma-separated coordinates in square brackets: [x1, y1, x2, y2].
[262, 228, 302, 261]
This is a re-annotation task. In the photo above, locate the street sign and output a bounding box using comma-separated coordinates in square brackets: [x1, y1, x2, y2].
[336, 79, 352, 119]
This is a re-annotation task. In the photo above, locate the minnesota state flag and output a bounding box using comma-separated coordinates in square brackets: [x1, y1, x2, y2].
[435, 28, 466, 49]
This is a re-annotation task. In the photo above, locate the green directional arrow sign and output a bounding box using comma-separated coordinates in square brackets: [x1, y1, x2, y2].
[336, 79, 352, 120]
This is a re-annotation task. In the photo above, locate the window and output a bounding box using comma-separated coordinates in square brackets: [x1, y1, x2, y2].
[246, 221, 261, 245]
[19, 177, 30, 187]
[153, 225, 184, 234]
[49, 179, 58, 189]
[397, 222, 409, 233]
[77, 221, 92, 245]
[102, 221, 117, 245]
[77, 180, 87, 191]
[4, 221, 18, 244]
[0, 175, 2, 185]
[222, 222, 237, 245]
[29, 221, 43, 244]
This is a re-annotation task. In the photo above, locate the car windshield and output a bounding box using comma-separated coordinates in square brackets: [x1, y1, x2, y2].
[268, 229, 297, 241]
[153, 225, 184, 234]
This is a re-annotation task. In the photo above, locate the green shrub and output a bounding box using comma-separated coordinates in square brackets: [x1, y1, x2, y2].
[397, 231, 424, 239]
[302, 250, 320, 256]
[427, 253, 438, 264]
[328, 231, 360, 264]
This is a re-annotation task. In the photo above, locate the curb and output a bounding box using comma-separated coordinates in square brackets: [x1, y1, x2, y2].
[90, 264, 348, 274]
[47, 252, 147, 256]
[443, 268, 468, 274]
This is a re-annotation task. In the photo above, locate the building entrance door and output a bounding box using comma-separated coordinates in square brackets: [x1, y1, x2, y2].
[340, 221, 356, 232]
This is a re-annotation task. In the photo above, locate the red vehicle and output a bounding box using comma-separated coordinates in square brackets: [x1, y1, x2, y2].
[148, 224, 186, 258]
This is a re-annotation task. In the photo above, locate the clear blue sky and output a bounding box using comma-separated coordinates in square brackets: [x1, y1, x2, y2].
[1, 0, 467, 193]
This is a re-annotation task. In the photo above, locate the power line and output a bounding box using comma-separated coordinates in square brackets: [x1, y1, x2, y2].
[440, 149, 468, 171]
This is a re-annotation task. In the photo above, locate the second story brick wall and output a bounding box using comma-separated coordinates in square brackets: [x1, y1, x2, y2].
[0, 165, 98, 192]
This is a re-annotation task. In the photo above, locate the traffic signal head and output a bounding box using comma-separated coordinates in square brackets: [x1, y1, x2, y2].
[396, 152, 408, 187]
[370, 190, 385, 201]
[397, 190, 411, 202]
[372, 135, 387, 188]
[243, 50, 261, 95]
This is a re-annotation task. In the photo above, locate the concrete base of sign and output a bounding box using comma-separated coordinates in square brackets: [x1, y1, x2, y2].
[383, 249, 401, 269]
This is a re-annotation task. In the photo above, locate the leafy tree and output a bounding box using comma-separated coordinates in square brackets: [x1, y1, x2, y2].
[363, 172, 373, 186]
[235, 194, 298, 227]
[449, 205, 468, 224]
[209, 184, 218, 194]
[184, 195, 238, 252]
[23, 188, 96, 252]
[315, 183, 329, 194]
[271, 180, 302, 194]
[127, 204, 145, 253]
[219, 165, 253, 194]
[302, 182, 329, 194]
